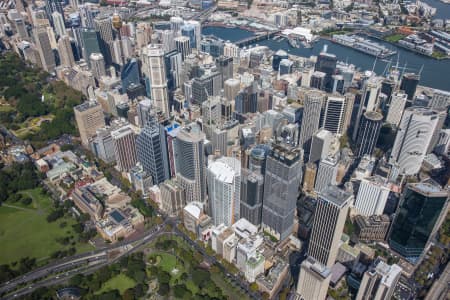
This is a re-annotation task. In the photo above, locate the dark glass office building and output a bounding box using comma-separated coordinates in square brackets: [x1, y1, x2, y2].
[121, 58, 140, 93]
[389, 182, 448, 263]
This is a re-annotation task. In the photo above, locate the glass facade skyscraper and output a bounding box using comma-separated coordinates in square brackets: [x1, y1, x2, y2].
[121, 58, 140, 93]
[389, 182, 448, 263]
[136, 117, 170, 185]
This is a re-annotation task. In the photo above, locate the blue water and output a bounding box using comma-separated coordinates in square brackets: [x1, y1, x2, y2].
[202, 26, 450, 91]
[422, 0, 450, 19]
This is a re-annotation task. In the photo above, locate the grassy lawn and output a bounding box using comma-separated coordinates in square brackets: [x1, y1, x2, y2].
[96, 274, 136, 295]
[0, 188, 94, 265]
[384, 34, 405, 43]
[149, 252, 184, 285]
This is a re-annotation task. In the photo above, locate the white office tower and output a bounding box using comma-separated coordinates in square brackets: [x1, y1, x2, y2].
[90, 53, 106, 82]
[429, 89, 450, 110]
[299, 90, 325, 154]
[170, 16, 183, 35]
[174, 125, 206, 204]
[175, 36, 191, 61]
[386, 92, 407, 127]
[207, 157, 241, 226]
[296, 257, 331, 300]
[142, 44, 169, 117]
[308, 186, 352, 268]
[314, 155, 338, 194]
[33, 26, 56, 72]
[309, 129, 332, 163]
[322, 95, 347, 134]
[390, 107, 440, 175]
[135, 22, 152, 50]
[353, 76, 381, 140]
[356, 259, 402, 300]
[52, 11, 66, 37]
[161, 30, 175, 52]
[224, 42, 240, 60]
[184, 20, 201, 49]
[111, 124, 137, 172]
[354, 176, 390, 216]
[57, 35, 75, 67]
[224, 78, 241, 102]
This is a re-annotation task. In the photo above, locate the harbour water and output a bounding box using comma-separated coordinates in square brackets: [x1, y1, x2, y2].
[202, 26, 450, 91]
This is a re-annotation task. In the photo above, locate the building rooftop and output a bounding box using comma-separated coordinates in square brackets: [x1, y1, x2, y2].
[319, 185, 352, 208]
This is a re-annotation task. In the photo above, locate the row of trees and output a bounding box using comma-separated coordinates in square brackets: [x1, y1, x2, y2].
[0, 162, 40, 203]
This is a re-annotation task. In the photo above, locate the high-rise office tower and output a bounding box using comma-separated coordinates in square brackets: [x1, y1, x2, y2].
[136, 117, 170, 185]
[354, 176, 390, 216]
[191, 72, 222, 104]
[135, 22, 152, 50]
[240, 168, 264, 227]
[235, 83, 258, 114]
[389, 182, 448, 263]
[355, 111, 383, 158]
[390, 107, 440, 175]
[296, 257, 331, 300]
[331, 74, 345, 94]
[309, 129, 332, 164]
[262, 144, 303, 240]
[279, 59, 294, 75]
[315, 51, 337, 92]
[57, 35, 75, 67]
[208, 156, 241, 226]
[45, 0, 64, 25]
[224, 78, 241, 102]
[322, 95, 347, 134]
[89, 52, 106, 82]
[216, 56, 233, 84]
[80, 28, 101, 64]
[93, 15, 114, 65]
[74, 101, 105, 148]
[175, 36, 191, 61]
[170, 16, 183, 35]
[164, 50, 182, 91]
[142, 44, 169, 117]
[51, 11, 65, 37]
[13, 17, 28, 39]
[352, 76, 381, 141]
[400, 73, 420, 100]
[90, 127, 115, 164]
[272, 49, 288, 71]
[184, 20, 201, 49]
[248, 144, 270, 175]
[314, 155, 338, 194]
[33, 26, 56, 72]
[160, 29, 175, 53]
[386, 92, 407, 127]
[121, 58, 140, 93]
[181, 24, 196, 49]
[356, 258, 402, 300]
[174, 125, 206, 204]
[160, 179, 185, 216]
[299, 90, 325, 154]
[308, 185, 352, 267]
[111, 124, 137, 172]
[429, 90, 450, 110]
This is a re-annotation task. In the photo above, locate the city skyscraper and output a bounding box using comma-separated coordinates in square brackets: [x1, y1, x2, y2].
[45, 0, 64, 25]
[74, 101, 105, 148]
[386, 92, 407, 127]
[90, 52, 106, 82]
[207, 156, 241, 226]
[322, 95, 347, 134]
[215, 55, 233, 85]
[142, 44, 169, 117]
[121, 58, 140, 93]
[389, 182, 448, 263]
[136, 117, 170, 185]
[309, 129, 332, 164]
[400, 73, 420, 100]
[174, 125, 206, 204]
[299, 90, 325, 154]
[175, 36, 191, 61]
[356, 258, 402, 300]
[111, 124, 137, 172]
[296, 257, 331, 300]
[308, 185, 352, 267]
[160, 179, 185, 216]
[314, 155, 338, 194]
[390, 107, 440, 175]
[80, 28, 101, 64]
[354, 176, 390, 216]
[355, 111, 383, 157]
[33, 26, 56, 72]
[57, 35, 75, 67]
[181, 24, 196, 49]
[315, 51, 337, 92]
[240, 168, 264, 227]
[51, 11, 65, 37]
[93, 15, 114, 65]
[262, 144, 303, 240]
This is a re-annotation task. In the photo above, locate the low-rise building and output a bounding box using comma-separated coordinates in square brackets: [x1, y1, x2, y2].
[354, 214, 390, 242]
